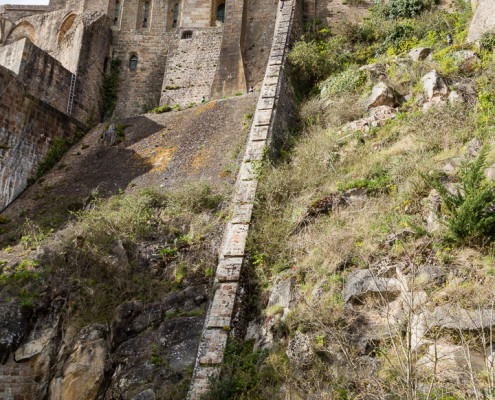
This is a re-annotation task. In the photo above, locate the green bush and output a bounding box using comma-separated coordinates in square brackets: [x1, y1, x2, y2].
[151, 104, 172, 114]
[288, 37, 350, 87]
[481, 32, 495, 51]
[320, 68, 366, 97]
[422, 145, 495, 245]
[384, 0, 426, 19]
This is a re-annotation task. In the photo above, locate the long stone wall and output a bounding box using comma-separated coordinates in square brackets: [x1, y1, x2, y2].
[0, 65, 79, 210]
[187, 1, 301, 398]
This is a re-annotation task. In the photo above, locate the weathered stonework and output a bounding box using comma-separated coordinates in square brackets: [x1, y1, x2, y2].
[188, 1, 301, 397]
[0, 64, 79, 210]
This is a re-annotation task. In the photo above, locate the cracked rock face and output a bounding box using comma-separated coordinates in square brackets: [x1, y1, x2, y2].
[48, 324, 108, 400]
[467, 0, 495, 42]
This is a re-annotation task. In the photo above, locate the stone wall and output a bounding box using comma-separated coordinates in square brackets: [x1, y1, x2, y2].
[160, 28, 222, 106]
[243, 0, 278, 89]
[187, 1, 301, 398]
[112, 0, 173, 117]
[210, 0, 248, 99]
[0, 355, 35, 400]
[0, 65, 79, 210]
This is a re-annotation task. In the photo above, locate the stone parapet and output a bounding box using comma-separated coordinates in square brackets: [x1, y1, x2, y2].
[187, 1, 300, 398]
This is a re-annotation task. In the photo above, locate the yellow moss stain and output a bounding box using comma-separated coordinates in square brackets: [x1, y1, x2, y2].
[191, 148, 213, 173]
[130, 132, 178, 173]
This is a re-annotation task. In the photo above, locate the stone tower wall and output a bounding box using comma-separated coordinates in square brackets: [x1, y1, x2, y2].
[210, 0, 248, 99]
[160, 28, 222, 106]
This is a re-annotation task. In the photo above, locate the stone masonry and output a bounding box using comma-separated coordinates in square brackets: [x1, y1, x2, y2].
[210, 0, 248, 99]
[187, 1, 300, 397]
[0, 63, 79, 210]
[0, 355, 35, 400]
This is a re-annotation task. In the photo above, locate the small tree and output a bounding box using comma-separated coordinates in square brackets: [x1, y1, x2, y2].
[422, 145, 495, 245]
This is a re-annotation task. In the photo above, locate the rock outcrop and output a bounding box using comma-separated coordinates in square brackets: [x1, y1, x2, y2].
[467, 0, 495, 42]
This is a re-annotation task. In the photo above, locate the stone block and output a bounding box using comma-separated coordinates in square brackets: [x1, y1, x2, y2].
[254, 109, 272, 126]
[216, 257, 243, 282]
[261, 84, 277, 98]
[208, 283, 239, 328]
[221, 223, 250, 257]
[198, 329, 229, 365]
[244, 140, 266, 161]
[232, 179, 258, 204]
[231, 204, 254, 224]
[250, 126, 269, 141]
[265, 65, 281, 78]
[238, 161, 257, 181]
[257, 97, 276, 110]
[263, 75, 279, 87]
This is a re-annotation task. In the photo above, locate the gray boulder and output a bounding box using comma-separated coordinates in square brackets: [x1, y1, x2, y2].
[421, 70, 449, 101]
[365, 82, 398, 110]
[467, 0, 495, 42]
[343, 269, 402, 304]
[409, 47, 432, 61]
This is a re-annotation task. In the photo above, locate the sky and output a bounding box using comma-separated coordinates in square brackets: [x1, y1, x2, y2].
[0, 0, 49, 5]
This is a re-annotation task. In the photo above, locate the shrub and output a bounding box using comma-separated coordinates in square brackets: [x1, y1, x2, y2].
[320, 68, 366, 97]
[481, 32, 495, 52]
[288, 37, 350, 87]
[422, 145, 495, 245]
[151, 104, 172, 114]
[384, 0, 426, 19]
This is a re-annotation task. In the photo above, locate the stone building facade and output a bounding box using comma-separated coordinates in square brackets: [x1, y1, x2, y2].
[0, 0, 283, 210]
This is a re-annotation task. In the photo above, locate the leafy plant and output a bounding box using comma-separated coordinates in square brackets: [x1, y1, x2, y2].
[422, 145, 495, 244]
[384, 0, 426, 19]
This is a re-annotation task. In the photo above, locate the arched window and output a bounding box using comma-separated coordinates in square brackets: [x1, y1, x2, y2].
[216, 4, 225, 23]
[173, 4, 179, 28]
[114, 1, 120, 26]
[143, 1, 150, 27]
[129, 55, 138, 70]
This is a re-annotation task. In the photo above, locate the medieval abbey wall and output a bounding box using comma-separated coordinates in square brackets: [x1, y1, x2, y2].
[0, 63, 79, 210]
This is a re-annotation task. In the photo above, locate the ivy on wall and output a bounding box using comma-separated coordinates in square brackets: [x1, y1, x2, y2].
[99, 59, 121, 122]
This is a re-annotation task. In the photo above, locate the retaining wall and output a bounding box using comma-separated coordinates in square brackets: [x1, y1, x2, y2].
[187, 0, 301, 398]
[0, 64, 79, 210]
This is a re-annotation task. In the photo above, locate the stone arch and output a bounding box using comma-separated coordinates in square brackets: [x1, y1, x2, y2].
[5, 21, 36, 45]
[211, 0, 225, 26]
[58, 13, 78, 45]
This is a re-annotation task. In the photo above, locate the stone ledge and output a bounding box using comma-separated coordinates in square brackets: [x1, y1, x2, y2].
[231, 203, 254, 224]
[198, 330, 229, 365]
[232, 179, 258, 204]
[221, 222, 250, 257]
[207, 283, 239, 328]
[216, 257, 243, 282]
[244, 140, 266, 161]
[250, 125, 270, 141]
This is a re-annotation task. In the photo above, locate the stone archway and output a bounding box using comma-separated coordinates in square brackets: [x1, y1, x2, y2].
[5, 21, 36, 45]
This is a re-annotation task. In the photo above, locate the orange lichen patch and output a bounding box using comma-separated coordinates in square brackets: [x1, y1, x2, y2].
[191, 148, 213, 173]
[144, 145, 178, 172]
